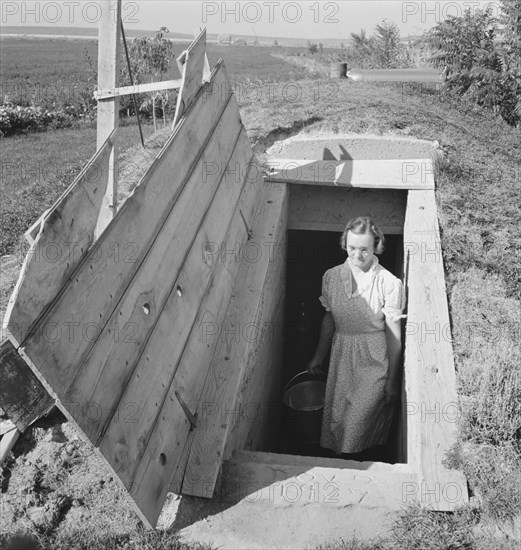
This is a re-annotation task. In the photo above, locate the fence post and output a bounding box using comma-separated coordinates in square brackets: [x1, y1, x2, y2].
[95, 0, 122, 239]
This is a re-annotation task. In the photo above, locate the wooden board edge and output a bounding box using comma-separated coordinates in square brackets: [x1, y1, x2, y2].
[0, 338, 54, 431]
[4, 128, 118, 342]
[287, 222, 404, 234]
[403, 189, 469, 509]
[168, 178, 275, 496]
[266, 158, 435, 190]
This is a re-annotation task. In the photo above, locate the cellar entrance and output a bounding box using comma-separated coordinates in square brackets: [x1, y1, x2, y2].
[271, 229, 405, 464]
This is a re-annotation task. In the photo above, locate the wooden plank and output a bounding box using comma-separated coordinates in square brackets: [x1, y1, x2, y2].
[25, 210, 49, 245]
[288, 185, 406, 235]
[164, 162, 269, 498]
[172, 29, 206, 128]
[94, 79, 182, 100]
[127, 154, 264, 525]
[0, 340, 53, 432]
[288, 221, 403, 234]
[95, 0, 121, 237]
[0, 427, 20, 466]
[181, 182, 288, 497]
[4, 130, 117, 346]
[60, 94, 245, 444]
[402, 235, 418, 468]
[403, 190, 468, 511]
[0, 420, 16, 436]
[166, 173, 271, 495]
[193, 27, 212, 81]
[266, 158, 434, 190]
[222, 229, 286, 457]
[4, 60, 252, 529]
[13, 62, 232, 395]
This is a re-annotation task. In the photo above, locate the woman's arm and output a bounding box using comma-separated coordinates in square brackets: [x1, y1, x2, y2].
[384, 317, 402, 402]
[307, 311, 335, 374]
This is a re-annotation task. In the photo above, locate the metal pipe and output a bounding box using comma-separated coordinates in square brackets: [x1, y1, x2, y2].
[346, 68, 442, 82]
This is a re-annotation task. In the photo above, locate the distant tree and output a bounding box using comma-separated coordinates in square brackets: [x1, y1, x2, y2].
[349, 29, 377, 68]
[428, 4, 520, 125]
[429, 9, 500, 94]
[307, 41, 319, 54]
[374, 20, 401, 68]
[273, 39, 279, 47]
[350, 29, 371, 50]
[129, 27, 175, 130]
[348, 21, 414, 69]
[398, 36, 431, 68]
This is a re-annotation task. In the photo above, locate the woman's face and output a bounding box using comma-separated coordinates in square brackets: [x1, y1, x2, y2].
[345, 230, 376, 271]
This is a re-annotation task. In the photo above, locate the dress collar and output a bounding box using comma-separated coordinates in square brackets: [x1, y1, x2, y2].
[340, 255, 379, 299]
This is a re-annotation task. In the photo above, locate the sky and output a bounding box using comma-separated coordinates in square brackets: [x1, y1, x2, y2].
[0, 1, 503, 40]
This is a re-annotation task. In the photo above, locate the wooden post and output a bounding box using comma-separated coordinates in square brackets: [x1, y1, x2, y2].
[95, 0, 122, 239]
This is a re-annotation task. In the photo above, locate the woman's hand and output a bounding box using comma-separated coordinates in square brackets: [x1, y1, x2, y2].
[384, 377, 400, 404]
[307, 356, 323, 375]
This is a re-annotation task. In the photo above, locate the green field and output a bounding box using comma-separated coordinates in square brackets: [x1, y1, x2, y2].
[1, 36, 520, 550]
[0, 38, 304, 99]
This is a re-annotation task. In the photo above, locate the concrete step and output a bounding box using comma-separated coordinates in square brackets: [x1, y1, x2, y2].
[173, 499, 400, 549]
[159, 453, 420, 549]
[220, 455, 419, 510]
[230, 449, 412, 473]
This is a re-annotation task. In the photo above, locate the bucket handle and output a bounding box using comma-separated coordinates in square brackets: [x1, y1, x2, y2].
[283, 370, 327, 395]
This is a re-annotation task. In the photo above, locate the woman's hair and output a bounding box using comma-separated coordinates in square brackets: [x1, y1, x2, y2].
[340, 216, 385, 254]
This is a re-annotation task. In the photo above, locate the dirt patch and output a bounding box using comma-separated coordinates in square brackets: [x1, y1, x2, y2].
[1, 418, 140, 541]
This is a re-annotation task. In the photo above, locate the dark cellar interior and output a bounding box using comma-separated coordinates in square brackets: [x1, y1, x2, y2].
[272, 229, 404, 464]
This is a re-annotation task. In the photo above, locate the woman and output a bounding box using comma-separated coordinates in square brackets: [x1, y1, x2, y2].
[307, 216, 406, 456]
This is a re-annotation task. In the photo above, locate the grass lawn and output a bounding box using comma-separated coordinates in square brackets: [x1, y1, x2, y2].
[1, 40, 520, 550]
[0, 121, 158, 257]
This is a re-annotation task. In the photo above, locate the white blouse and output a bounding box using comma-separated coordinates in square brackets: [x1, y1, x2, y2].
[319, 255, 407, 324]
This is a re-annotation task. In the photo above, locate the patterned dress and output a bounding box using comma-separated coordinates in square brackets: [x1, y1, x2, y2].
[318, 255, 406, 454]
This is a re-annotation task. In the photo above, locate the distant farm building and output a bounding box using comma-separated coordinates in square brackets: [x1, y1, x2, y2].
[217, 33, 232, 45]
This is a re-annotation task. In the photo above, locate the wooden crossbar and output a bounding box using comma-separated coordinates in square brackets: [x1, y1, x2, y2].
[94, 79, 183, 101]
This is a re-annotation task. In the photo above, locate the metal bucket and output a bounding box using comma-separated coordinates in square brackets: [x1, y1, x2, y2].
[282, 371, 327, 444]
